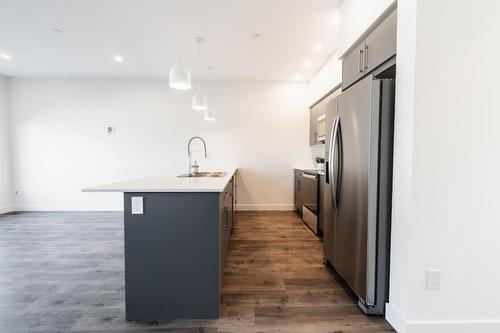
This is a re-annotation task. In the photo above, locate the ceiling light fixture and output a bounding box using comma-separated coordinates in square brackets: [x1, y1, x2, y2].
[192, 37, 208, 111]
[0, 53, 11, 61]
[314, 43, 324, 52]
[332, 9, 341, 25]
[304, 61, 311, 68]
[169, 0, 192, 90]
[204, 67, 216, 122]
[114, 55, 124, 63]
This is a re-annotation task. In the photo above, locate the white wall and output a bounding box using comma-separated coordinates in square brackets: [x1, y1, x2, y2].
[8, 78, 311, 211]
[338, 0, 396, 56]
[387, 0, 500, 332]
[0, 75, 12, 213]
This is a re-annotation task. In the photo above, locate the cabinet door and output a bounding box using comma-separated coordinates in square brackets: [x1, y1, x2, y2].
[364, 10, 397, 73]
[342, 40, 366, 89]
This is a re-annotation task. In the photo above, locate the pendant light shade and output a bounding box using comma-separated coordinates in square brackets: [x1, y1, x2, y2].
[192, 37, 208, 111]
[204, 66, 216, 121]
[204, 108, 216, 121]
[169, 0, 191, 90]
[169, 64, 191, 90]
[192, 93, 208, 110]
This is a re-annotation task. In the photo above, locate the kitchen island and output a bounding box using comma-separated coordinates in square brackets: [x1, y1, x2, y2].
[83, 168, 237, 321]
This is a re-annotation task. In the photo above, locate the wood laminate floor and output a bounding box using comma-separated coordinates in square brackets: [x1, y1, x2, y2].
[0, 211, 394, 333]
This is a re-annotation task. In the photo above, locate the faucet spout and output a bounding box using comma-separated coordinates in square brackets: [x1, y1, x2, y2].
[187, 136, 208, 175]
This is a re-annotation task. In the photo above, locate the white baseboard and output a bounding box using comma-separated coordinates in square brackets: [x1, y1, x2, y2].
[12, 205, 123, 212]
[386, 303, 407, 333]
[386, 303, 500, 333]
[0, 205, 14, 215]
[11, 204, 294, 212]
[235, 203, 294, 211]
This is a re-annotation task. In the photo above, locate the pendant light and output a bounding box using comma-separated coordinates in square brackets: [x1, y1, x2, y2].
[169, 0, 191, 90]
[204, 66, 216, 121]
[192, 37, 208, 111]
[169, 63, 191, 90]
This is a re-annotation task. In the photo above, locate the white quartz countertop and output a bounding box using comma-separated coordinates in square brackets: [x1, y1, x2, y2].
[82, 168, 237, 193]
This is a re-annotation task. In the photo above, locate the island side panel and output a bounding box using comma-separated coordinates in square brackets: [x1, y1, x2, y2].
[124, 192, 221, 321]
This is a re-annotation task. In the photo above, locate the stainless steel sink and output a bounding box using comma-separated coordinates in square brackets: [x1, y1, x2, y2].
[177, 171, 227, 178]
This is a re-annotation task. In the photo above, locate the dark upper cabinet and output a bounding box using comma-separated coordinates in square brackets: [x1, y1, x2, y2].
[365, 10, 397, 73]
[342, 8, 397, 89]
[342, 40, 367, 90]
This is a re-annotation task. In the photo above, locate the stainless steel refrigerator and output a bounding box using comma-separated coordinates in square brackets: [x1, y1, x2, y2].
[323, 75, 395, 315]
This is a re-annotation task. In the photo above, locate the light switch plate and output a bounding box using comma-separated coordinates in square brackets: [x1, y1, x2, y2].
[131, 196, 143, 215]
[426, 270, 441, 290]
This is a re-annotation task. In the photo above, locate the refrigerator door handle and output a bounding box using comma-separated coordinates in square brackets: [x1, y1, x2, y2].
[329, 117, 340, 211]
[336, 119, 343, 209]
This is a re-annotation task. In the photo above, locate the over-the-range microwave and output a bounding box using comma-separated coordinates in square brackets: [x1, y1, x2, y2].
[317, 114, 326, 142]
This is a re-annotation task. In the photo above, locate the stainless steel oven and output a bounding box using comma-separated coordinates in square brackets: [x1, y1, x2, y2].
[301, 171, 318, 233]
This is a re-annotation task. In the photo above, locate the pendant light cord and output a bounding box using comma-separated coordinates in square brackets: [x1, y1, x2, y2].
[177, 0, 182, 64]
[197, 39, 202, 92]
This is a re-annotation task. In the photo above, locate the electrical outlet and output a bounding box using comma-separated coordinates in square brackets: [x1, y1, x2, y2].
[426, 270, 441, 290]
[131, 197, 143, 215]
[107, 126, 115, 135]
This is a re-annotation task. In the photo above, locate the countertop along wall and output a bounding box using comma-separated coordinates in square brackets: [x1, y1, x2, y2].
[0, 75, 12, 213]
[8, 78, 311, 211]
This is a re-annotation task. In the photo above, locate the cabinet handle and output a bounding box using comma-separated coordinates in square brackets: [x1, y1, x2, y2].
[363, 45, 368, 71]
[224, 207, 229, 230]
[358, 49, 364, 73]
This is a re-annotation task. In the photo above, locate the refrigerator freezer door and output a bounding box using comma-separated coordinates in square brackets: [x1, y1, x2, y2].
[333, 76, 381, 305]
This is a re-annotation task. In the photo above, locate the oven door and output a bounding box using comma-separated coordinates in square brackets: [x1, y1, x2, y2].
[301, 172, 318, 233]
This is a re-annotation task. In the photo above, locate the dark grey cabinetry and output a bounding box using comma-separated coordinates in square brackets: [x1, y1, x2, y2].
[219, 176, 234, 286]
[294, 169, 304, 213]
[365, 10, 397, 73]
[342, 41, 367, 89]
[342, 8, 397, 89]
[123, 173, 236, 321]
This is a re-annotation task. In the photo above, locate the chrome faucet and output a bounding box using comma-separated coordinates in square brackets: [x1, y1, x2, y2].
[187, 136, 208, 176]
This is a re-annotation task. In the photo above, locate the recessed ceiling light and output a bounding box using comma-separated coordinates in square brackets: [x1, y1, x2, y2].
[52, 28, 63, 34]
[114, 55, 124, 63]
[304, 61, 311, 68]
[332, 10, 341, 25]
[252, 32, 261, 39]
[295, 74, 302, 80]
[314, 43, 324, 52]
[0, 53, 11, 61]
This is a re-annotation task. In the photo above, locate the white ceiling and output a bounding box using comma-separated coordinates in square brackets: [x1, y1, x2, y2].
[0, 0, 342, 81]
